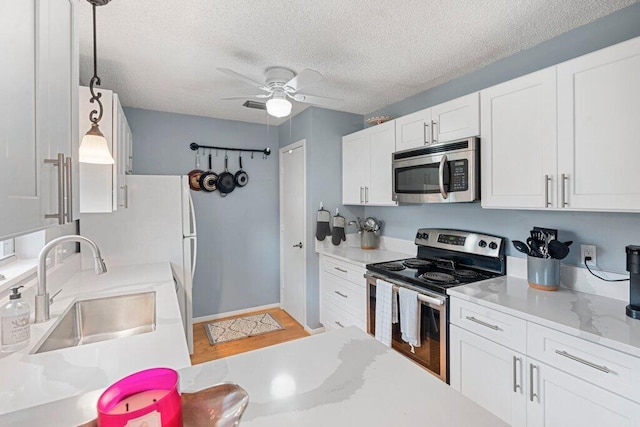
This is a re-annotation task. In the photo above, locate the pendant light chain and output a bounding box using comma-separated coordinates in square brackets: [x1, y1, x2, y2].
[88, 3, 103, 126]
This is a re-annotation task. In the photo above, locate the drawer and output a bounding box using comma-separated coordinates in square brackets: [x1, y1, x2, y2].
[528, 322, 640, 403]
[321, 271, 366, 318]
[321, 256, 366, 287]
[320, 299, 366, 332]
[450, 298, 527, 353]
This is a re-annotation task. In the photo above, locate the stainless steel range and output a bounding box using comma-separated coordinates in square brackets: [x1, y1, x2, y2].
[365, 228, 506, 382]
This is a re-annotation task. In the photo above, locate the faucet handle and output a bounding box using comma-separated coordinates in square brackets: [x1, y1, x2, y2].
[49, 289, 63, 305]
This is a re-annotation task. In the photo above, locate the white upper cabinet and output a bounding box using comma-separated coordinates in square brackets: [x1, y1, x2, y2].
[395, 93, 480, 152]
[557, 37, 640, 211]
[342, 120, 396, 206]
[395, 108, 432, 152]
[0, 0, 78, 240]
[432, 92, 480, 143]
[79, 87, 132, 213]
[481, 68, 557, 209]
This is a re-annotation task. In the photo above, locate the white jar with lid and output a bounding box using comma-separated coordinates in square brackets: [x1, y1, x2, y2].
[1, 286, 31, 352]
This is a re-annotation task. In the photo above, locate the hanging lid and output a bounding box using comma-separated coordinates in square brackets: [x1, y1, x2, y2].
[9, 286, 23, 300]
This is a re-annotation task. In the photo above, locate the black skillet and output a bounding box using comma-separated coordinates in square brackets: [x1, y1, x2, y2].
[199, 153, 219, 192]
[217, 155, 235, 195]
[234, 154, 249, 187]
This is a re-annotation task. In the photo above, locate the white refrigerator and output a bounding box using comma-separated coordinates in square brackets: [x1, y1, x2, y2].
[79, 175, 197, 354]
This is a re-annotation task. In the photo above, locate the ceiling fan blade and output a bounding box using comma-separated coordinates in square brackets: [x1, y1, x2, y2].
[217, 68, 269, 91]
[284, 69, 322, 92]
[220, 95, 270, 100]
[292, 93, 343, 107]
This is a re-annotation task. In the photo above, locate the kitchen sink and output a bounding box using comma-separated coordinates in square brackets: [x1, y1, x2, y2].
[33, 291, 156, 354]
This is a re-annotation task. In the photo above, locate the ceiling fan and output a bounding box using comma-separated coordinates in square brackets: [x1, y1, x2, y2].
[218, 67, 343, 118]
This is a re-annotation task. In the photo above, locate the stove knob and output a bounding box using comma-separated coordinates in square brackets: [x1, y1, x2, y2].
[416, 232, 422, 239]
[489, 241, 498, 250]
[478, 240, 487, 248]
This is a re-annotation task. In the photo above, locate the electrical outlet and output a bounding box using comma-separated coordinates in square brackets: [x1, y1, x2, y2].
[581, 244, 597, 265]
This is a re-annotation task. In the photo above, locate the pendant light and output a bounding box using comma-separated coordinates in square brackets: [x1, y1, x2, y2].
[79, 0, 114, 164]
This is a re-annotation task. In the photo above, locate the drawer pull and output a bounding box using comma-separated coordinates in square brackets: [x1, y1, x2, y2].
[335, 321, 344, 328]
[555, 350, 610, 373]
[334, 267, 348, 273]
[334, 290, 348, 298]
[466, 316, 500, 331]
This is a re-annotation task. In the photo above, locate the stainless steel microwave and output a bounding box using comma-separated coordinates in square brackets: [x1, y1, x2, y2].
[392, 137, 479, 204]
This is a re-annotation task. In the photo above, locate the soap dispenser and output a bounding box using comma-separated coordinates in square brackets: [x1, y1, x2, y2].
[1, 286, 31, 352]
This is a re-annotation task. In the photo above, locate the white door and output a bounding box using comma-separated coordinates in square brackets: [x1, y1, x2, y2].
[450, 325, 527, 427]
[527, 361, 640, 427]
[431, 92, 480, 143]
[394, 107, 432, 151]
[557, 37, 640, 211]
[280, 141, 306, 327]
[342, 132, 369, 205]
[367, 120, 397, 206]
[481, 67, 557, 209]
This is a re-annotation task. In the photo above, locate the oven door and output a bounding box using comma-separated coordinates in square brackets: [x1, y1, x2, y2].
[366, 274, 448, 382]
[392, 143, 478, 204]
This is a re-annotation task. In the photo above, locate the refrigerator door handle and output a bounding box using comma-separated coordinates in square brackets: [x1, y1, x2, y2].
[188, 190, 197, 237]
[184, 235, 197, 279]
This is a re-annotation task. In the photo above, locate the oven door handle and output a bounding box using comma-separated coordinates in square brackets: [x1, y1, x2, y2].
[365, 274, 446, 306]
[438, 154, 448, 200]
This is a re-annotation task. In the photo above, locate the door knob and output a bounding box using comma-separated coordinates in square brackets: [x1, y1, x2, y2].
[293, 242, 303, 248]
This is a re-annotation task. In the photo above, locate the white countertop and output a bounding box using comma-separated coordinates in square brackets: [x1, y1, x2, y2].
[315, 238, 412, 267]
[448, 275, 640, 358]
[0, 263, 190, 415]
[0, 327, 507, 427]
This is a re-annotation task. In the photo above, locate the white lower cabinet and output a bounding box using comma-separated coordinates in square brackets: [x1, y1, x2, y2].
[450, 297, 640, 427]
[319, 255, 367, 332]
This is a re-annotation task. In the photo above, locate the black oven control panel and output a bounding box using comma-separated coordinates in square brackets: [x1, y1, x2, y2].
[450, 160, 468, 192]
[437, 234, 467, 246]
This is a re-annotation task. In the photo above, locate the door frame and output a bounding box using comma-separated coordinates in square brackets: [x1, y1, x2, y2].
[279, 139, 307, 328]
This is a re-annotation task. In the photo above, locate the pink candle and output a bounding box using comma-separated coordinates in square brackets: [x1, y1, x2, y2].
[97, 368, 182, 427]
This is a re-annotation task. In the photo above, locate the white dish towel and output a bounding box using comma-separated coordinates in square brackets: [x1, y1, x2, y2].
[375, 280, 394, 347]
[398, 287, 421, 353]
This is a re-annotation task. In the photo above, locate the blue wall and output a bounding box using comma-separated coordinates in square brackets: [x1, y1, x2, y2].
[364, 3, 640, 274]
[278, 107, 363, 328]
[124, 108, 280, 318]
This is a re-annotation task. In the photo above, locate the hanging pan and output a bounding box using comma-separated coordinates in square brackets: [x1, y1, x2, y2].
[199, 153, 219, 192]
[188, 150, 205, 191]
[217, 154, 236, 195]
[234, 154, 249, 188]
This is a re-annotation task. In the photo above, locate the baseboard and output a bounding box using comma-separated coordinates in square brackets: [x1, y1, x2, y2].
[304, 325, 326, 335]
[193, 303, 281, 324]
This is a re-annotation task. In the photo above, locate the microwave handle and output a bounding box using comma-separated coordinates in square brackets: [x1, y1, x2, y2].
[438, 154, 448, 199]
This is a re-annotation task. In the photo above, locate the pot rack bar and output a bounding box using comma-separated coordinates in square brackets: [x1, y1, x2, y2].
[189, 142, 271, 156]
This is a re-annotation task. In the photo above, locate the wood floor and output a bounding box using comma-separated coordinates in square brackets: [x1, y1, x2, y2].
[190, 308, 309, 365]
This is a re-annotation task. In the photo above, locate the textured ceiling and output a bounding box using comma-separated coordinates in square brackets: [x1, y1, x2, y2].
[78, 0, 637, 125]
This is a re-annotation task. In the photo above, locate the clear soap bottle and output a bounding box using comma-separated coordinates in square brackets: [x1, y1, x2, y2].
[1, 286, 31, 352]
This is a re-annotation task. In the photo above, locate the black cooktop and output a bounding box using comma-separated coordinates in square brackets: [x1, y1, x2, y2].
[366, 257, 503, 295]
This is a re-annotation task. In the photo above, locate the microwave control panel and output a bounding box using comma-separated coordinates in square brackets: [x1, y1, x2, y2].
[450, 160, 468, 192]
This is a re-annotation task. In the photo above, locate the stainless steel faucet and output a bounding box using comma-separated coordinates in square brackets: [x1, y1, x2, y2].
[35, 235, 107, 323]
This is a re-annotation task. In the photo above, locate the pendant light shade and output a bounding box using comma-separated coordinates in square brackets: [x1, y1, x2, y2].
[80, 123, 114, 164]
[80, 0, 114, 164]
[266, 93, 292, 118]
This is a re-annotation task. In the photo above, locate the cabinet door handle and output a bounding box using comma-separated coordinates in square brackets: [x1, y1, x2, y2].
[360, 186, 364, 204]
[554, 350, 610, 373]
[431, 120, 437, 143]
[334, 290, 348, 298]
[335, 321, 344, 328]
[513, 356, 521, 392]
[544, 175, 551, 207]
[44, 153, 65, 225]
[65, 157, 73, 222]
[529, 363, 539, 402]
[465, 316, 499, 330]
[423, 122, 430, 144]
[561, 174, 568, 207]
[365, 186, 369, 203]
[334, 267, 348, 273]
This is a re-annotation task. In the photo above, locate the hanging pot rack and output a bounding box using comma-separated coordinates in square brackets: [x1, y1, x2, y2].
[189, 142, 271, 157]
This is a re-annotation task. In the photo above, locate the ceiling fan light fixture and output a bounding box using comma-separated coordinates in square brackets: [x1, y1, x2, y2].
[266, 96, 292, 118]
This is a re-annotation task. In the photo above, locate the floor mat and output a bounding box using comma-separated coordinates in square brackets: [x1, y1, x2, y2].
[205, 313, 284, 345]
